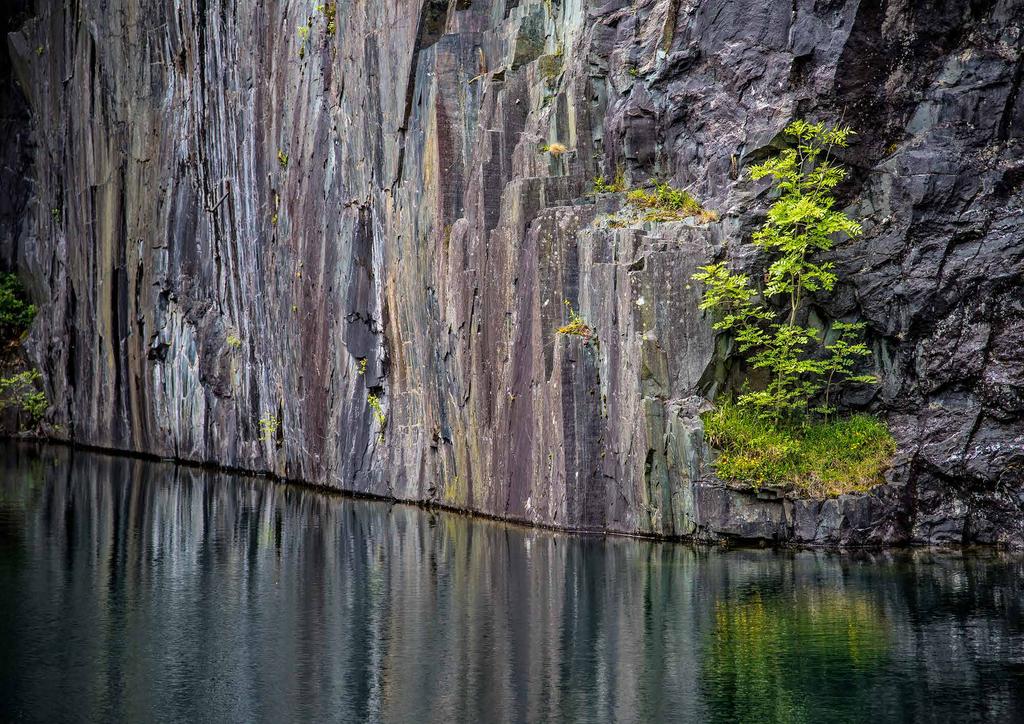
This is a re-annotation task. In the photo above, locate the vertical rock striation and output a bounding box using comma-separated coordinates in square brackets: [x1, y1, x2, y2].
[3, 0, 1023, 544]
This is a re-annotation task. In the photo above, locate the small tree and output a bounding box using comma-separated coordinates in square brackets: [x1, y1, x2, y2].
[693, 121, 876, 423]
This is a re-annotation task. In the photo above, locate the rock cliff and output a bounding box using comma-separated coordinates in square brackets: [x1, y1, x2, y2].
[3, 0, 1023, 545]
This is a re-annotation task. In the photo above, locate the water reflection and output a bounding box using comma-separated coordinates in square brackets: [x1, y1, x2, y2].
[0, 443, 1022, 722]
[705, 591, 889, 722]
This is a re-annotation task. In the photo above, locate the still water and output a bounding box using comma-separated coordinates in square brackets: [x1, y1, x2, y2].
[0, 443, 1022, 723]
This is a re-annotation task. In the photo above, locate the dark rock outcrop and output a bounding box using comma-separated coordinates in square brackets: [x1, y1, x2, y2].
[0, 0, 32, 271]
[2, 0, 1023, 545]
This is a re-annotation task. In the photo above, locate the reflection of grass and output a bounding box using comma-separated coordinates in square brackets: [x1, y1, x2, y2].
[703, 590, 889, 723]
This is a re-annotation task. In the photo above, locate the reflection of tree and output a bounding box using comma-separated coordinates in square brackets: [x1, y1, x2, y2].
[702, 590, 890, 724]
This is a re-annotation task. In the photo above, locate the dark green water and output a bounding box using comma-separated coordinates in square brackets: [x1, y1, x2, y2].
[1, 443, 1022, 723]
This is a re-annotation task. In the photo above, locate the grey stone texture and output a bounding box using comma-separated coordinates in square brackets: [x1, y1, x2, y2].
[2, 0, 1022, 545]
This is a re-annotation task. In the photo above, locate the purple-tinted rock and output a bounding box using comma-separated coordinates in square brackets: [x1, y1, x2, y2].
[1, 0, 1022, 545]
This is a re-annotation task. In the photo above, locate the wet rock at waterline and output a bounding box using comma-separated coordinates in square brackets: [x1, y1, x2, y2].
[2, 0, 1023, 545]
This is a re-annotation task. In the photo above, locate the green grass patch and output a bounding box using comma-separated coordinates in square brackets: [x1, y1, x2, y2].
[626, 182, 706, 222]
[594, 178, 718, 225]
[593, 169, 626, 194]
[702, 400, 895, 497]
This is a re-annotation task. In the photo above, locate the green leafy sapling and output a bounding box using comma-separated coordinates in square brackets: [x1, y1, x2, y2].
[693, 120, 876, 422]
[817, 321, 877, 417]
[748, 120, 860, 326]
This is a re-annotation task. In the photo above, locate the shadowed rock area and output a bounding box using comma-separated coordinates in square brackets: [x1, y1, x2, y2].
[2, 0, 1023, 545]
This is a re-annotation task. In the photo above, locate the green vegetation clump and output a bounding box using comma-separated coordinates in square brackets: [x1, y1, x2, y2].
[626, 182, 705, 221]
[593, 169, 626, 194]
[0, 370, 47, 425]
[318, 2, 337, 35]
[367, 393, 386, 428]
[595, 176, 717, 224]
[258, 414, 279, 442]
[598, 180, 720, 222]
[703, 401, 895, 496]
[556, 301, 594, 340]
[0, 274, 37, 339]
[0, 274, 46, 429]
[606, 182, 718, 223]
[692, 120, 893, 495]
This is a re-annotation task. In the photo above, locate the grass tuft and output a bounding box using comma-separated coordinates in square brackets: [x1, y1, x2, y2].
[593, 168, 626, 194]
[702, 400, 895, 497]
[626, 182, 708, 222]
[556, 301, 594, 340]
[596, 178, 717, 226]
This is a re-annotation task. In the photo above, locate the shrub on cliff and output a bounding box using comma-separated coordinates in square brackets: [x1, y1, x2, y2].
[0, 369, 47, 428]
[693, 121, 893, 494]
[0, 273, 36, 340]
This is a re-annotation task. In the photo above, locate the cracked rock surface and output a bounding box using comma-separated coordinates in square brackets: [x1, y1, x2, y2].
[2, 0, 1023, 545]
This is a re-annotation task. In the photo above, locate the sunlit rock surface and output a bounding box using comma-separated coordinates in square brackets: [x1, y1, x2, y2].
[2, 0, 1022, 544]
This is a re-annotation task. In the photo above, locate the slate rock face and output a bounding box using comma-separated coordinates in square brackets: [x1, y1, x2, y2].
[2, 0, 1022, 544]
[0, 0, 31, 271]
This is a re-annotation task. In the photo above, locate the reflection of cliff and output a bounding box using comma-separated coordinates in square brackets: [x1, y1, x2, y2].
[2, 0, 1022, 544]
[2, 444, 1023, 721]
